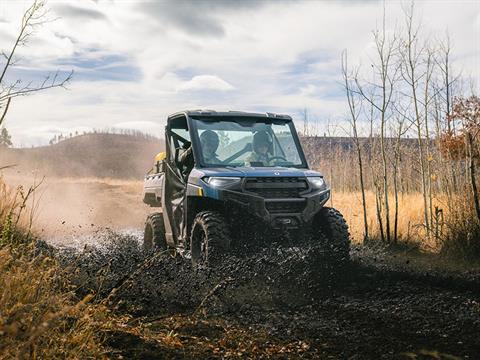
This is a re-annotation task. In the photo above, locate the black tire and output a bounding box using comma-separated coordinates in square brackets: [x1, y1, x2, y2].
[144, 213, 167, 251]
[313, 207, 351, 262]
[190, 211, 230, 267]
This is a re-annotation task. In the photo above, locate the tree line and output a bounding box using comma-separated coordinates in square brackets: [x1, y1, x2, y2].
[335, 2, 479, 256]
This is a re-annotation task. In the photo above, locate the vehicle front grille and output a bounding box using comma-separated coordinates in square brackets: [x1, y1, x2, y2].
[243, 177, 308, 199]
[266, 200, 306, 213]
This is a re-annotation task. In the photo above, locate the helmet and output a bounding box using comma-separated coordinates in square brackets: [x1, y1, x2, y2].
[253, 130, 272, 153]
[200, 130, 219, 151]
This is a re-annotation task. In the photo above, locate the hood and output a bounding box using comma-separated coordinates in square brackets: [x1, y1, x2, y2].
[195, 166, 322, 178]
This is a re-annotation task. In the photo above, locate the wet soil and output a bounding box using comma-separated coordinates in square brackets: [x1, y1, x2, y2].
[52, 233, 480, 359]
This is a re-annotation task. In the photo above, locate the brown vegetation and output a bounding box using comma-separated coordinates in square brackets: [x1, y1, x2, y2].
[0, 177, 109, 358]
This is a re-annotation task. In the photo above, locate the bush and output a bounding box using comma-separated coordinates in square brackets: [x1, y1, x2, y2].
[440, 193, 480, 260]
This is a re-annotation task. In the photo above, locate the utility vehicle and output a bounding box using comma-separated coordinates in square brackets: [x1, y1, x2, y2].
[143, 110, 350, 266]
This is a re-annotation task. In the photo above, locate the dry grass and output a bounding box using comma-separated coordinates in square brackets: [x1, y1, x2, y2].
[332, 191, 429, 244]
[439, 194, 480, 259]
[0, 246, 108, 359]
[0, 177, 109, 358]
[333, 191, 480, 257]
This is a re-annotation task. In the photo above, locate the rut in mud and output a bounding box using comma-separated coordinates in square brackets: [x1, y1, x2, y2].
[50, 231, 480, 359]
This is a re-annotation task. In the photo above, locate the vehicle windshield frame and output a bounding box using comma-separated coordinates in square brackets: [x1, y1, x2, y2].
[187, 115, 309, 169]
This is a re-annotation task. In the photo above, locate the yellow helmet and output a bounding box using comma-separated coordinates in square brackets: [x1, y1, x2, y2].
[154, 151, 166, 164]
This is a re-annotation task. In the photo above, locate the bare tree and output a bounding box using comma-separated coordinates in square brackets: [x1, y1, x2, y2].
[400, 2, 432, 237]
[0, 0, 72, 128]
[354, 6, 400, 243]
[342, 50, 369, 242]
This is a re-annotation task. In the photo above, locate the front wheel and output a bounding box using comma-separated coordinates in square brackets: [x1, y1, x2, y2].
[313, 207, 351, 262]
[190, 211, 230, 267]
[144, 213, 167, 251]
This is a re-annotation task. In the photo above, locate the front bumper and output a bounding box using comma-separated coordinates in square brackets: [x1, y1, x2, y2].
[219, 188, 330, 229]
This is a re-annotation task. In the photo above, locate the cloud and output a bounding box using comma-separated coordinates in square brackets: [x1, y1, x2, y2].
[53, 4, 107, 21]
[138, 0, 270, 37]
[177, 75, 235, 92]
[299, 84, 317, 97]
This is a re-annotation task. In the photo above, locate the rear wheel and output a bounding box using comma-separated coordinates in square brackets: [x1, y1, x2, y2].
[313, 207, 350, 262]
[144, 213, 167, 251]
[190, 211, 230, 267]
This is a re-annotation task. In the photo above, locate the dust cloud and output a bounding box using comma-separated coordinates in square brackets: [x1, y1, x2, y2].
[3, 171, 150, 247]
[0, 133, 162, 247]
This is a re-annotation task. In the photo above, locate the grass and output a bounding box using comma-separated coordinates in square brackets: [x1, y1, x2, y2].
[0, 176, 108, 358]
[332, 191, 480, 258]
[332, 191, 430, 244]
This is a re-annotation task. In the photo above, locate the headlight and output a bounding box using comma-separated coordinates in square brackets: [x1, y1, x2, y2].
[308, 176, 326, 189]
[204, 176, 242, 187]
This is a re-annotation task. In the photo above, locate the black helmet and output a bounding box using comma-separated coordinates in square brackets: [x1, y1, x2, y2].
[200, 130, 219, 149]
[253, 130, 272, 153]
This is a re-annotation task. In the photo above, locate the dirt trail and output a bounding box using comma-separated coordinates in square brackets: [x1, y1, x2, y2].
[5, 175, 479, 359]
[56, 233, 480, 359]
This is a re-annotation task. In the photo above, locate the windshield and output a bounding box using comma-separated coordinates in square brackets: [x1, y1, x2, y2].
[191, 117, 306, 168]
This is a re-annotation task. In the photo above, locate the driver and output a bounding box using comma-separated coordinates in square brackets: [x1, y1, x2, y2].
[245, 130, 272, 166]
[200, 130, 221, 164]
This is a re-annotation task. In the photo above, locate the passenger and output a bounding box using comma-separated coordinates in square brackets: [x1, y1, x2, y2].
[200, 130, 221, 164]
[245, 130, 272, 166]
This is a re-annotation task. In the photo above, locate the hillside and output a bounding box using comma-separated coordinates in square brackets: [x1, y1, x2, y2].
[0, 133, 164, 179]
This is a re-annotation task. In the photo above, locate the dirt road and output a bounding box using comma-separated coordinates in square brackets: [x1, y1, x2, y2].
[58, 232, 480, 360]
[7, 176, 478, 359]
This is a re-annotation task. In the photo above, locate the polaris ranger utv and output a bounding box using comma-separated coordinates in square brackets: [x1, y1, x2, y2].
[143, 110, 350, 266]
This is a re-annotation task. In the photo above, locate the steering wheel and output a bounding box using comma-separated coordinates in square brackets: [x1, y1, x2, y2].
[267, 156, 287, 163]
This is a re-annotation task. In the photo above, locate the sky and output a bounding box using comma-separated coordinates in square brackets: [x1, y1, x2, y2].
[0, 0, 478, 146]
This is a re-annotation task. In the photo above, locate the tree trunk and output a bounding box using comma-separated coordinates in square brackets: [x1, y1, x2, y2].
[357, 143, 369, 242]
[467, 132, 480, 221]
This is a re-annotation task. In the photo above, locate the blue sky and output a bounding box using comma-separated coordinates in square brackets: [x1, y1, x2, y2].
[0, 0, 478, 146]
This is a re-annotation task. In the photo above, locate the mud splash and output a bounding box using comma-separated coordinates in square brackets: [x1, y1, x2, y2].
[50, 231, 480, 359]
[57, 230, 343, 316]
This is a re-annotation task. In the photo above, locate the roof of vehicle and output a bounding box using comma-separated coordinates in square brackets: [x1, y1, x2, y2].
[168, 110, 292, 121]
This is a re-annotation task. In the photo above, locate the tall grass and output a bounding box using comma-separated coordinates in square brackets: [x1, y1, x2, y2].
[333, 190, 480, 257]
[0, 176, 107, 358]
[439, 193, 480, 260]
[332, 192, 427, 245]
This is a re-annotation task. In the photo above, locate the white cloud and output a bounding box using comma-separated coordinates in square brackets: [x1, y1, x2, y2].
[176, 75, 235, 92]
[299, 84, 317, 97]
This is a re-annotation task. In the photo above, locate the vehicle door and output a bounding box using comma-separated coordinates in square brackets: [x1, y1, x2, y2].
[162, 115, 191, 246]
